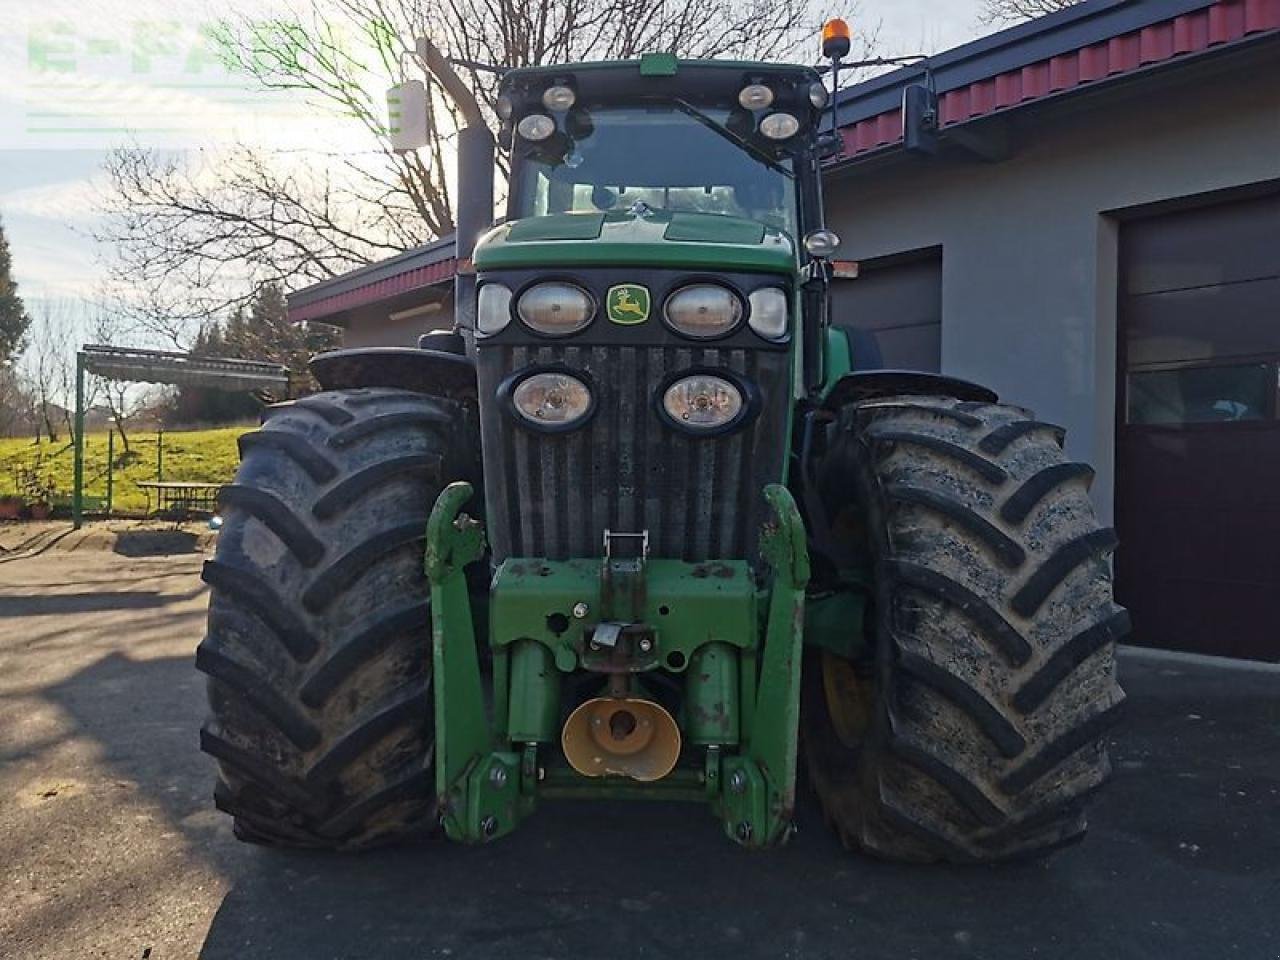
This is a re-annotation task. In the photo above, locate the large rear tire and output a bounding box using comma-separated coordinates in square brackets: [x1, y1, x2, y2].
[198, 388, 473, 849]
[804, 395, 1128, 862]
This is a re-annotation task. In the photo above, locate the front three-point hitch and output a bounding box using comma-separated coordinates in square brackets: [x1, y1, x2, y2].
[424, 481, 809, 847]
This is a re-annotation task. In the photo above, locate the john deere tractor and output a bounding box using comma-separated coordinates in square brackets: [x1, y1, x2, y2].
[198, 27, 1127, 862]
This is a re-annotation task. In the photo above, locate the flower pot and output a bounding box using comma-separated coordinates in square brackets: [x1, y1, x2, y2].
[27, 502, 52, 521]
[0, 499, 21, 521]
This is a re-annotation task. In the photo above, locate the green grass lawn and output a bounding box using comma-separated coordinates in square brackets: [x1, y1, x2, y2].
[0, 426, 251, 513]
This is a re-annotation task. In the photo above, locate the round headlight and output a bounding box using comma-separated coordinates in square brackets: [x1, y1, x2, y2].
[759, 112, 800, 140]
[738, 83, 774, 110]
[542, 85, 576, 111]
[662, 375, 745, 432]
[747, 287, 788, 341]
[803, 228, 841, 258]
[517, 113, 555, 141]
[663, 284, 742, 339]
[477, 283, 512, 336]
[517, 282, 594, 335]
[512, 372, 593, 429]
[495, 94, 514, 121]
[808, 81, 829, 109]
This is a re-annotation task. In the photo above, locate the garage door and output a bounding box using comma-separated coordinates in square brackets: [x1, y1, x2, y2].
[1116, 190, 1280, 661]
[830, 248, 941, 372]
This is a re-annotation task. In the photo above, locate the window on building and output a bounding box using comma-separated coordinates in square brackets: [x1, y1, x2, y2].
[1126, 362, 1275, 425]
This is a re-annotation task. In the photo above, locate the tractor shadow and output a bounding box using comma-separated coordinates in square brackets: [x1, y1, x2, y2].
[196, 657, 1280, 960]
[27, 638, 1280, 960]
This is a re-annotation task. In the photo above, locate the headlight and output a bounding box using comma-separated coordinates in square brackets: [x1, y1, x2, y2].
[759, 112, 799, 140]
[808, 81, 829, 109]
[747, 288, 788, 340]
[511, 372, 594, 429]
[738, 84, 774, 110]
[661, 375, 745, 432]
[517, 113, 555, 141]
[663, 284, 742, 339]
[477, 283, 512, 336]
[517, 282, 594, 336]
[541, 85, 576, 111]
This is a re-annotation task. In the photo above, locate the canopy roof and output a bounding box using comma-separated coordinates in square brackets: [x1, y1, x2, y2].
[80, 344, 290, 393]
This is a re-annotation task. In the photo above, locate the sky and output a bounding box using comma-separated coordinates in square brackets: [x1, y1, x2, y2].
[0, 0, 994, 316]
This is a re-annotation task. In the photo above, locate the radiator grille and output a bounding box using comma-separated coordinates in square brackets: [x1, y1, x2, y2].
[477, 344, 790, 563]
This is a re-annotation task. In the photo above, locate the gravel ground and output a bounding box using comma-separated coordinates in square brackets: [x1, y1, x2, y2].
[0, 535, 1276, 959]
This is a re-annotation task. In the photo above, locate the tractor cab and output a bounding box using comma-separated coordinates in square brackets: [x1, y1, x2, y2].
[495, 55, 828, 248]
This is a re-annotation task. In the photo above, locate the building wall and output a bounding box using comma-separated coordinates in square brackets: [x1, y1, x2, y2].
[823, 60, 1280, 523]
[341, 297, 455, 348]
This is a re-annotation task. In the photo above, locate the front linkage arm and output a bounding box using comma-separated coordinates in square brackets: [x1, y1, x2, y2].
[426, 481, 523, 841]
[719, 484, 811, 848]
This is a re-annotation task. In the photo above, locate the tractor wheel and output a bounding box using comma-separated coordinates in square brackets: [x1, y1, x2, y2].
[198, 388, 473, 849]
[804, 395, 1128, 862]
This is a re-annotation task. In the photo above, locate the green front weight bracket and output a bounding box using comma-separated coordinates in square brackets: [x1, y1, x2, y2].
[722, 483, 810, 848]
[425, 481, 525, 842]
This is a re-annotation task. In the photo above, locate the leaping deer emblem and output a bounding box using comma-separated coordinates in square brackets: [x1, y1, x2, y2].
[608, 285, 649, 323]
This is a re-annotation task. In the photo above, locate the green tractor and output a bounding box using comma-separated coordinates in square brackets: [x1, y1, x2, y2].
[198, 29, 1128, 862]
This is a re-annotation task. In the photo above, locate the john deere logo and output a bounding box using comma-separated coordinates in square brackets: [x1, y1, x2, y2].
[606, 284, 650, 325]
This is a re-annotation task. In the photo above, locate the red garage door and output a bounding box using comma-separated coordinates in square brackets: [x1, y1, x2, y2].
[1116, 190, 1280, 661]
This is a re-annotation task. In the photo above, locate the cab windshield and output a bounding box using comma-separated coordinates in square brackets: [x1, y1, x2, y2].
[511, 104, 798, 238]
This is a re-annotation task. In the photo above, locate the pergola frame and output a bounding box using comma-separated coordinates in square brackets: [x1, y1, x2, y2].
[73, 344, 291, 528]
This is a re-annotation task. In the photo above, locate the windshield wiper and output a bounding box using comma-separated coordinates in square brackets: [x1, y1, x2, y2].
[672, 100, 795, 180]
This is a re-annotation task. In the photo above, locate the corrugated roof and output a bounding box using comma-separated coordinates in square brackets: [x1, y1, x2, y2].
[287, 235, 457, 324]
[838, 0, 1280, 159]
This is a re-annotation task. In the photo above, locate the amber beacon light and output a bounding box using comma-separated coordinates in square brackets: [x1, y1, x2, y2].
[822, 18, 852, 60]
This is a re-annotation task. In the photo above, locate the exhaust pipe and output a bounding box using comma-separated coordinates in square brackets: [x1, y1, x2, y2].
[561, 696, 681, 782]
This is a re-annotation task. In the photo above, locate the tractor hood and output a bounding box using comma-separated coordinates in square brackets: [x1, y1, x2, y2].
[472, 210, 796, 275]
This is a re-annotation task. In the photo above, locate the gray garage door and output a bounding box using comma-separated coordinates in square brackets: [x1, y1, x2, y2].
[830, 247, 941, 372]
[1115, 189, 1280, 661]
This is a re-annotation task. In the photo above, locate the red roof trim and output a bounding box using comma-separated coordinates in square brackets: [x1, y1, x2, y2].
[838, 0, 1280, 159]
[290, 257, 457, 324]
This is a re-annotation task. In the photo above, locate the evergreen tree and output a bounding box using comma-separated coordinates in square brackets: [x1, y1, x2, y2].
[166, 283, 339, 426]
[0, 214, 31, 362]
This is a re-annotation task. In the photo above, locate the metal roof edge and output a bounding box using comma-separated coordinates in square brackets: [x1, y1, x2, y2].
[287, 234, 457, 309]
[833, 0, 1220, 125]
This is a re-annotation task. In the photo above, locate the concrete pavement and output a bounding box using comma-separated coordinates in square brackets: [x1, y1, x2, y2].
[0, 542, 1276, 959]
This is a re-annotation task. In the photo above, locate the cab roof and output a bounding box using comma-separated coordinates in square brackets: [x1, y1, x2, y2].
[501, 53, 820, 86]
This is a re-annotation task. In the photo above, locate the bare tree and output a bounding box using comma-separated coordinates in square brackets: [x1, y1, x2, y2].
[980, 0, 1078, 25]
[22, 302, 83, 444]
[0, 365, 34, 439]
[100, 144, 419, 341]
[86, 307, 153, 455]
[99, 0, 864, 342]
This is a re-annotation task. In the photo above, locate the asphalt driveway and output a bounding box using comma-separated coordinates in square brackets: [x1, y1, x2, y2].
[0, 539, 1276, 959]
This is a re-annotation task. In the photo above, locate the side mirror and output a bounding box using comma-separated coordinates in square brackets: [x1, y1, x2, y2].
[387, 80, 431, 152]
[902, 84, 939, 156]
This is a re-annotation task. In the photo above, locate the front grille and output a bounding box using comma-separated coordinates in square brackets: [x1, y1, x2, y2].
[477, 343, 790, 563]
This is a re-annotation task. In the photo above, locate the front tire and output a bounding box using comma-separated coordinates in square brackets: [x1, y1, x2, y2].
[198, 388, 472, 849]
[805, 395, 1128, 862]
